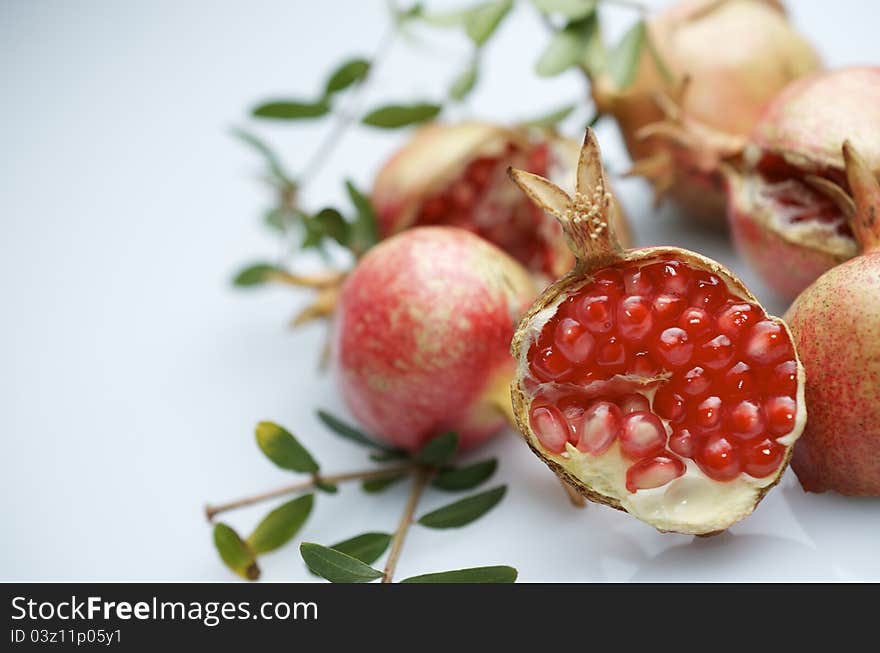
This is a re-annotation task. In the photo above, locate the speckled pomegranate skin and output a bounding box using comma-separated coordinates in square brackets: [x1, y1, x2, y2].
[785, 253, 880, 494]
[332, 227, 536, 452]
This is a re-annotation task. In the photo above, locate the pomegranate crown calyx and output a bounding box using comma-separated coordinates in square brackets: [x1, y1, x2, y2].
[842, 140, 880, 253]
[507, 129, 623, 267]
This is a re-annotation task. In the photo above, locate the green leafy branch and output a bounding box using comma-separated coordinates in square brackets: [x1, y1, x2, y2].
[208, 412, 516, 583]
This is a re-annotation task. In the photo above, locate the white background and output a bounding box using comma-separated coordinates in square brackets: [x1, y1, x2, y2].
[2, 0, 878, 582]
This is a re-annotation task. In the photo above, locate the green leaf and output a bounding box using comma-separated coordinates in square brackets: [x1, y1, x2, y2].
[608, 20, 646, 90]
[531, 0, 596, 20]
[328, 532, 392, 566]
[264, 207, 302, 233]
[252, 99, 330, 120]
[345, 180, 379, 254]
[361, 103, 442, 129]
[400, 565, 518, 583]
[231, 128, 292, 187]
[362, 474, 405, 493]
[316, 409, 392, 452]
[246, 494, 313, 554]
[310, 207, 351, 246]
[324, 58, 371, 96]
[232, 262, 282, 287]
[213, 523, 259, 580]
[535, 14, 598, 77]
[417, 7, 471, 27]
[418, 485, 506, 529]
[522, 103, 576, 128]
[315, 480, 338, 494]
[449, 59, 479, 101]
[300, 543, 384, 583]
[465, 0, 513, 47]
[370, 450, 410, 462]
[255, 422, 320, 473]
[415, 432, 459, 468]
[432, 459, 497, 491]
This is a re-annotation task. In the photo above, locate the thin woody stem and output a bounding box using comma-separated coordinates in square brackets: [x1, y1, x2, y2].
[382, 468, 430, 583]
[205, 464, 414, 521]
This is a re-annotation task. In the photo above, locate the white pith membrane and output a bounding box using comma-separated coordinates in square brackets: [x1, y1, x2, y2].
[514, 256, 807, 535]
[736, 148, 858, 258]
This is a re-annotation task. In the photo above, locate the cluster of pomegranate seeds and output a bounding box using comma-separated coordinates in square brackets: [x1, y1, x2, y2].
[413, 143, 558, 274]
[526, 257, 798, 491]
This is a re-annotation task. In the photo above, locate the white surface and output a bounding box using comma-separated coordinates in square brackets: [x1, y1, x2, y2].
[2, 0, 878, 582]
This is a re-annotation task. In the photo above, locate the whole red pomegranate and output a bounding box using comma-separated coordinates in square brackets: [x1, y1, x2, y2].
[726, 66, 880, 300]
[371, 121, 630, 283]
[594, 0, 820, 223]
[332, 226, 536, 452]
[786, 142, 880, 495]
[507, 131, 805, 534]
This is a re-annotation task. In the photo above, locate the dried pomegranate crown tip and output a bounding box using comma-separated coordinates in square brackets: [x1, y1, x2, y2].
[842, 140, 880, 252]
[508, 130, 623, 266]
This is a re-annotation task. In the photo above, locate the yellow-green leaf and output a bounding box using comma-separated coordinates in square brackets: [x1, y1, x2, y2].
[465, 0, 514, 47]
[255, 422, 319, 473]
[531, 0, 596, 20]
[361, 103, 442, 129]
[232, 263, 281, 287]
[608, 20, 646, 90]
[213, 523, 259, 581]
[450, 60, 479, 101]
[325, 58, 370, 96]
[246, 494, 314, 554]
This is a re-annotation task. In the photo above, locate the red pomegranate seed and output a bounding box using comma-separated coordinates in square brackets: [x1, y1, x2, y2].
[619, 393, 650, 414]
[530, 405, 569, 454]
[591, 268, 624, 294]
[619, 411, 667, 460]
[680, 366, 712, 397]
[766, 360, 798, 396]
[644, 260, 691, 295]
[742, 437, 785, 478]
[765, 396, 797, 435]
[725, 399, 764, 440]
[723, 361, 756, 397]
[629, 351, 660, 376]
[654, 327, 693, 368]
[653, 385, 686, 422]
[577, 401, 622, 455]
[678, 307, 713, 338]
[626, 456, 686, 493]
[623, 267, 653, 295]
[669, 426, 697, 458]
[577, 292, 616, 333]
[699, 334, 735, 370]
[558, 395, 587, 443]
[691, 272, 726, 311]
[618, 296, 653, 342]
[554, 317, 595, 364]
[652, 293, 687, 324]
[596, 336, 626, 370]
[716, 302, 759, 337]
[744, 320, 789, 365]
[465, 157, 496, 187]
[695, 433, 742, 481]
[531, 345, 574, 381]
[694, 395, 723, 431]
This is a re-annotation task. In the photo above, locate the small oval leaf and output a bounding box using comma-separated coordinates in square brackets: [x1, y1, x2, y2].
[246, 494, 314, 554]
[609, 20, 646, 90]
[233, 263, 281, 287]
[328, 532, 392, 566]
[465, 0, 514, 47]
[325, 58, 371, 96]
[400, 565, 518, 583]
[361, 103, 442, 129]
[345, 180, 379, 254]
[450, 60, 479, 101]
[255, 422, 320, 473]
[432, 459, 497, 491]
[213, 523, 259, 581]
[535, 23, 587, 77]
[418, 485, 507, 529]
[253, 99, 330, 120]
[532, 0, 596, 20]
[300, 543, 384, 583]
[311, 207, 351, 246]
[416, 432, 459, 468]
[315, 480, 338, 494]
[362, 474, 405, 493]
[316, 409, 396, 453]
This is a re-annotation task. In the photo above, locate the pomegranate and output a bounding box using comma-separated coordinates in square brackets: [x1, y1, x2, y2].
[332, 226, 536, 452]
[507, 130, 806, 534]
[593, 0, 821, 222]
[726, 66, 880, 299]
[786, 142, 880, 495]
[371, 121, 630, 282]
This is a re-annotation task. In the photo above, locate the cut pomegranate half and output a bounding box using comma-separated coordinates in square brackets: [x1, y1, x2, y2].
[510, 130, 806, 535]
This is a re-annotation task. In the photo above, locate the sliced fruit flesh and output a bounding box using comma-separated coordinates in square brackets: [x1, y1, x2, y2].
[753, 153, 853, 238]
[412, 142, 560, 276]
[525, 256, 799, 491]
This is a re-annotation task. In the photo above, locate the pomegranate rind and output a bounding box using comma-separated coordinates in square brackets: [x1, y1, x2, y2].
[333, 226, 536, 453]
[507, 132, 807, 535]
